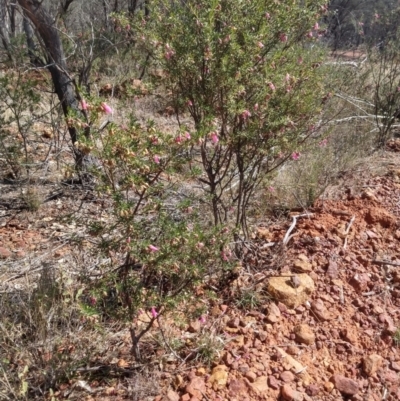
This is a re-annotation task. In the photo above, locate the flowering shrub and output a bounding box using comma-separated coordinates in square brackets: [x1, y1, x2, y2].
[74, 105, 231, 359]
[134, 0, 328, 235]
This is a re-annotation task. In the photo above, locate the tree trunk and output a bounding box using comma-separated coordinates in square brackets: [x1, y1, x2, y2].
[22, 13, 42, 66]
[17, 0, 79, 144]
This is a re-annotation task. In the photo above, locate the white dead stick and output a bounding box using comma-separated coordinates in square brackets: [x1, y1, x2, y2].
[282, 213, 314, 246]
[343, 215, 355, 250]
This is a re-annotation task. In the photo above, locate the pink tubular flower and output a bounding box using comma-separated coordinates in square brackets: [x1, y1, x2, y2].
[184, 131, 191, 140]
[254, 103, 259, 111]
[242, 110, 251, 120]
[265, 12, 271, 19]
[268, 186, 275, 192]
[319, 138, 328, 147]
[210, 131, 219, 145]
[307, 31, 313, 39]
[285, 73, 291, 82]
[313, 22, 319, 30]
[291, 152, 301, 160]
[101, 102, 113, 114]
[279, 33, 288, 43]
[153, 155, 160, 164]
[148, 244, 159, 252]
[199, 315, 206, 324]
[186, 100, 193, 107]
[81, 99, 88, 110]
[257, 41, 264, 49]
[151, 307, 158, 318]
[268, 82, 276, 91]
[175, 135, 183, 144]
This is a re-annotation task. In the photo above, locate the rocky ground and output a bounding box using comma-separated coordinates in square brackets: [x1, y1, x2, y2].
[2, 141, 400, 401]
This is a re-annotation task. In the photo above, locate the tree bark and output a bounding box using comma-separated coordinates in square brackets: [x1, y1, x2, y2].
[17, 0, 80, 144]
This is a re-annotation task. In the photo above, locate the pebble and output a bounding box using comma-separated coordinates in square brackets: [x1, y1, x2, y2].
[331, 374, 359, 395]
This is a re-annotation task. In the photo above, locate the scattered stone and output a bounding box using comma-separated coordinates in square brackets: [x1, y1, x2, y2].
[363, 354, 383, 377]
[311, 299, 332, 321]
[330, 374, 359, 395]
[268, 375, 280, 390]
[383, 370, 398, 384]
[166, 389, 180, 401]
[324, 381, 334, 392]
[185, 376, 206, 399]
[341, 327, 358, 345]
[209, 365, 228, 390]
[326, 259, 339, 278]
[264, 302, 281, 324]
[245, 371, 257, 382]
[0, 246, 12, 259]
[293, 324, 315, 345]
[267, 274, 315, 308]
[228, 379, 247, 397]
[250, 376, 269, 394]
[306, 384, 320, 396]
[391, 361, 400, 372]
[286, 345, 300, 356]
[281, 384, 303, 401]
[180, 393, 190, 401]
[280, 371, 295, 383]
[196, 368, 206, 376]
[349, 273, 370, 292]
[187, 320, 201, 333]
[293, 254, 313, 273]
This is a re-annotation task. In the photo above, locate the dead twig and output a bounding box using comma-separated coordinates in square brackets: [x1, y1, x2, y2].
[282, 213, 313, 246]
[372, 259, 400, 267]
[343, 215, 355, 250]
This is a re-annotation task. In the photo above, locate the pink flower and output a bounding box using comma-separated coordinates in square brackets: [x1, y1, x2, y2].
[268, 82, 276, 91]
[184, 131, 191, 140]
[265, 12, 271, 19]
[81, 99, 88, 110]
[175, 135, 183, 144]
[319, 139, 328, 147]
[279, 33, 288, 43]
[101, 102, 113, 114]
[257, 41, 264, 48]
[153, 155, 160, 164]
[210, 132, 219, 144]
[127, 237, 131, 243]
[313, 22, 319, 30]
[199, 316, 206, 324]
[374, 13, 380, 19]
[254, 103, 259, 111]
[306, 31, 313, 38]
[268, 186, 275, 192]
[151, 307, 158, 318]
[221, 250, 231, 261]
[196, 242, 205, 249]
[89, 296, 97, 306]
[285, 73, 291, 82]
[291, 152, 301, 160]
[242, 110, 251, 120]
[148, 244, 159, 252]
[186, 100, 193, 107]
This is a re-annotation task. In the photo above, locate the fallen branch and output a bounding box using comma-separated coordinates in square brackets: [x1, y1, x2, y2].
[371, 259, 400, 267]
[343, 215, 355, 250]
[282, 213, 313, 246]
